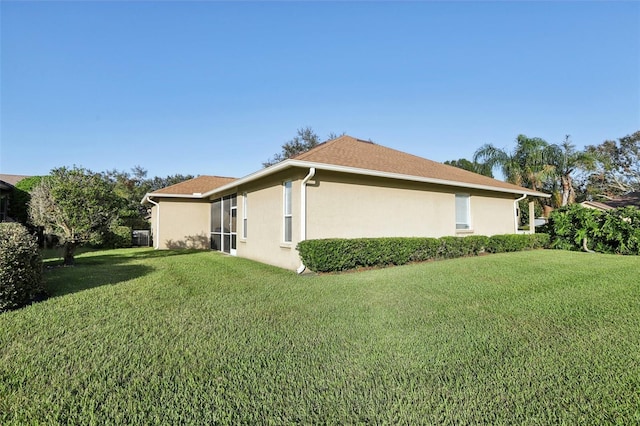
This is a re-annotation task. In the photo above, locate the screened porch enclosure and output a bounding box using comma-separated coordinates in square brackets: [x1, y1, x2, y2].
[211, 194, 237, 255]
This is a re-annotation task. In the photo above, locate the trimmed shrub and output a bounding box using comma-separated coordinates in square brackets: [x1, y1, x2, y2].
[486, 234, 528, 253]
[0, 222, 45, 312]
[298, 234, 547, 273]
[408, 238, 441, 262]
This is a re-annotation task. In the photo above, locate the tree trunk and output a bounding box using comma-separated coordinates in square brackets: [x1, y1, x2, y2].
[63, 241, 77, 266]
[561, 174, 576, 206]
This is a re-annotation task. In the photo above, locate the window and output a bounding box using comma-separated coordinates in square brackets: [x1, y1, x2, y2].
[455, 194, 471, 230]
[242, 192, 248, 239]
[284, 181, 292, 242]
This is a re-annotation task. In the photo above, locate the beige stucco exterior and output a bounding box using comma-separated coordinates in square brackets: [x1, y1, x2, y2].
[150, 199, 211, 249]
[149, 167, 532, 271]
[231, 168, 521, 270]
[304, 171, 517, 240]
[235, 169, 305, 271]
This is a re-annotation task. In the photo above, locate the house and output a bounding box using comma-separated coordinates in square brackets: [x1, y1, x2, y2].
[580, 201, 614, 211]
[142, 135, 549, 271]
[581, 192, 640, 211]
[0, 174, 30, 223]
[604, 192, 640, 209]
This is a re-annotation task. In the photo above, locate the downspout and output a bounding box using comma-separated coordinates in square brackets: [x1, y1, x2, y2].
[514, 194, 527, 234]
[297, 167, 316, 274]
[146, 196, 160, 249]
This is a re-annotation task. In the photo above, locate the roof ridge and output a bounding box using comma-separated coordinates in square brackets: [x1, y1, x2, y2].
[293, 135, 372, 161]
[291, 135, 346, 160]
[196, 174, 237, 180]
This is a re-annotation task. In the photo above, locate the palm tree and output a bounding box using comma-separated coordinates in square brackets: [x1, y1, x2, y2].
[546, 135, 596, 206]
[473, 135, 555, 193]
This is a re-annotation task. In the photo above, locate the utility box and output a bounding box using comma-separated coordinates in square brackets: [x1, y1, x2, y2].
[132, 230, 151, 247]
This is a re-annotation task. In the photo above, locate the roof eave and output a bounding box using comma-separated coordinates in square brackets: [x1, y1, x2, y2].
[142, 159, 550, 202]
[204, 159, 550, 199]
[141, 192, 206, 205]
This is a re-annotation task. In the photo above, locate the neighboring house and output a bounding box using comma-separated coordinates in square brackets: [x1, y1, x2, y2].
[581, 192, 640, 211]
[0, 174, 30, 222]
[605, 192, 640, 209]
[580, 201, 614, 211]
[142, 135, 549, 271]
[0, 181, 12, 222]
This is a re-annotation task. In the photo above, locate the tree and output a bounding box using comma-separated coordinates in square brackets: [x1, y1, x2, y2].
[29, 166, 123, 265]
[443, 158, 493, 177]
[102, 168, 195, 230]
[263, 127, 343, 167]
[473, 134, 555, 193]
[474, 135, 560, 225]
[584, 130, 640, 199]
[104, 166, 152, 229]
[545, 136, 596, 206]
[146, 173, 195, 192]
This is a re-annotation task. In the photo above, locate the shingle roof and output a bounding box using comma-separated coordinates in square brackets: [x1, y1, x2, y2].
[145, 135, 549, 201]
[150, 175, 237, 196]
[606, 192, 640, 209]
[581, 201, 614, 211]
[0, 174, 31, 186]
[293, 135, 546, 196]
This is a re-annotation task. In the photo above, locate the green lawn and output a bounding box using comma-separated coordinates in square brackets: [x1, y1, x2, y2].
[1, 249, 639, 424]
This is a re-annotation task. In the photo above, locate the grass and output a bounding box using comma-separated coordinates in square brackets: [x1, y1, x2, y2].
[1, 248, 639, 424]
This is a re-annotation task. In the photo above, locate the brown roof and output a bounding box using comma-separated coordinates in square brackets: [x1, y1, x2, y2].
[605, 192, 640, 209]
[0, 174, 31, 186]
[293, 135, 546, 195]
[581, 201, 614, 211]
[150, 175, 237, 196]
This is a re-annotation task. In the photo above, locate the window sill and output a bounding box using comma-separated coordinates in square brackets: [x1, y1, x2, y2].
[239, 239, 247, 244]
[455, 229, 474, 235]
[280, 243, 292, 249]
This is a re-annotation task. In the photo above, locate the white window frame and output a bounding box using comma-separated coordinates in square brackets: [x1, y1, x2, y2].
[455, 193, 472, 231]
[283, 181, 293, 243]
[242, 192, 248, 239]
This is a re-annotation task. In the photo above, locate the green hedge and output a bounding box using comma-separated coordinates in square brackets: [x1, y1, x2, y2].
[485, 233, 549, 253]
[297, 234, 549, 273]
[0, 222, 46, 312]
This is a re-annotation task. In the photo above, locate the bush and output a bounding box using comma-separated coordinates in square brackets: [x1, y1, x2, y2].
[102, 225, 132, 249]
[0, 222, 45, 312]
[298, 234, 548, 273]
[485, 234, 548, 253]
[546, 205, 640, 255]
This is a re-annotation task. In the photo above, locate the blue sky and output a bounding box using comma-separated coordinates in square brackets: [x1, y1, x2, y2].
[2, 1, 639, 180]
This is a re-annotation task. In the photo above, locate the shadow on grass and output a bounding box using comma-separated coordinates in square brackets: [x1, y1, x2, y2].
[45, 263, 154, 298]
[43, 248, 206, 298]
[43, 248, 203, 267]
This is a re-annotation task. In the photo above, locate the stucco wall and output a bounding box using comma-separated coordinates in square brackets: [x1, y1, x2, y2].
[234, 169, 520, 270]
[467, 191, 517, 236]
[306, 171, 518, 240]
[154, 199, 211, 249]
[236, 169, 305, 271]
[151, 168, 523, 270]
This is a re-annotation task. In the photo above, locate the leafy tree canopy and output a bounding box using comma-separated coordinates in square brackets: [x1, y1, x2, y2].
[584, 130, 640, 200]
[474, 134, 554, 193]
[102, 167, 194, 229]
[29, 166, 123, 265]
